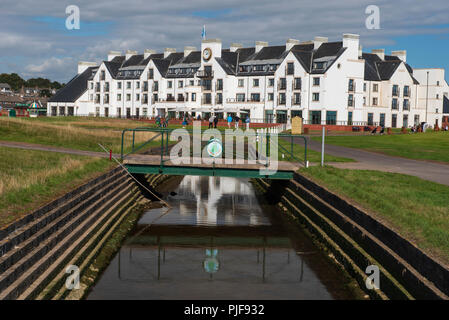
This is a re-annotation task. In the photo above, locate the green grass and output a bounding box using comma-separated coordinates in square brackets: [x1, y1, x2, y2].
[300, 166, 449, 265]
[0, 146, 115, 227]
[311, 131, 449, 163]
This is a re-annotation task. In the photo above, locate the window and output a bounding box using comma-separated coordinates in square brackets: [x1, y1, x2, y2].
[392, 114, 397, 128]
[363, 83, 367, 92]
[373, 83, 378, 92]
[348, 111, 353, 125]
[177, 93, 184, 102]
[312, 93, 320, 101]
[392, 98, 398, 110]
[216, 93, 223, 104]
[148, 69, 154, 79]
[143, 81, 148, 91]
[236, 94, 245, 102]
[143, 94, 148, 104]
[414, 115, 420, 126]
[251, 93, 260, 102]
[403, 114, 409, 128]
[437, 81, 440, 86]
[403, 99, 410, 110]
[104, 82, 109, 92]
[191, 93, 196, 101]
[238, 79, 244, 87]
[380, 113, 385, 127]
[153, 81, 159, 91]
[178, 80, 183, 88]
[348, 79, 355, 92]
[313, 77, 320, 86]
[216, 79, 223, 90]
[279, 78, 286, 90]
[126, 82, 131, 89]
[279, 93, 286, 104]
[293, 93, 301, 105]
[90, 82, 94, 90]
[310, 111, 321, 124]
[287, 62, 294, 75]
[253, 79, 259, 87]
[436, 94, 439, 99]
[136, 94, 140, 101]
[403, 86, 410, 97]
[363, 97, 366, 106]
[373, 97, 378, 106]
[268, 78, 274, 87]
[392, 85, 399, 97]
[100, 70, 105, 80]
[136, 82, 140, 89]
[153, 94, 158, 102]
[294, 78, 301, 90]
[126, 94, 131, 101]
[348, 94, 354, 107]
[167, 81, 172, 89]
[268, 93, 274, 101]
[326, 111, 337, 125]
[117, 94, 122, 101]
[104, 94, 109, 104]
[367, 113, 374, 126]
[189, 80, 194, 86]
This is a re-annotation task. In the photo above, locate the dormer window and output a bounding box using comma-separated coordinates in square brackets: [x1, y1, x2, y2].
[314, 62, 326, 69]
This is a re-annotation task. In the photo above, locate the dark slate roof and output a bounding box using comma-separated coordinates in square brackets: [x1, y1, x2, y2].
[165, 52, 184, 64]
[376, 61, 401, 80]
[292, 51, 313, 72]
[313, 42, 343, 60]
[443, 96, 449, 114]
[49, 67, 97, 103]
[362, 53, 381, 81]
[152, 59, 172, 77]
[235, 47, 256, 63]
[122, 54, 145, 68]
[104, 61, 122, 78]
[251, 45, 287, 61]
[292, 43, 314, 52]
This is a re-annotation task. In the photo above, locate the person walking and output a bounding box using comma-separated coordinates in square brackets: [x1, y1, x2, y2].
[213, 116, 219, 128]
[227, 114, 233, 129]
[245, 115, 250, 130]
[208, 115, 215, 129]
[234, 115, 240, 129]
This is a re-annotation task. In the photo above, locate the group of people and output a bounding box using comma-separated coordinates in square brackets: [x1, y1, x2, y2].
[227, 114, 251, 130]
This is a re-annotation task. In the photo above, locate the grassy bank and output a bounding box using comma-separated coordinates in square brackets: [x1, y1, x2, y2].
[0, 117, 159, 153]
[0, 146, 115, 227]
[300, 166, 449, 266]
[311, 131, 449, 163]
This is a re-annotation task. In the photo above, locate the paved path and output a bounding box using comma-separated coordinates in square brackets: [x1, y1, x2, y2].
[299, 137, 449, 186]
[0, 141, 116, 158]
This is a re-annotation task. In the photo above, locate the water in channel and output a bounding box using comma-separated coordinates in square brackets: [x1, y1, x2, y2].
[88, 175, 355, 300]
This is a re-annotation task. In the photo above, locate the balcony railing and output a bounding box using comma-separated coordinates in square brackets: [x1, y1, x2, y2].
[197, 70, 214, 78]
[226, 98, 265, 103]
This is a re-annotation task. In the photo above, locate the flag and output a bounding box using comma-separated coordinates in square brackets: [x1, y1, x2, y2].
[202, 25, 206, 40]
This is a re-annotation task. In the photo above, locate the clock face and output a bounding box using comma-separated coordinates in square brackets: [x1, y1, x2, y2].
[203, 48, 212, 61]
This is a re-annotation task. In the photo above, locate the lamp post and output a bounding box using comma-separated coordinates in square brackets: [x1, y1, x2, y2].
[425, 71, 429, 123]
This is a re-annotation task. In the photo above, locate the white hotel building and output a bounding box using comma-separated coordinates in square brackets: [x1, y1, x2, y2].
[48, 34, 449, 128]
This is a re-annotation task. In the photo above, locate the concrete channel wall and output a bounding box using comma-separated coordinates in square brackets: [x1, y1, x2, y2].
[0, 167, 167, 300]
[254, 173, 449, 300]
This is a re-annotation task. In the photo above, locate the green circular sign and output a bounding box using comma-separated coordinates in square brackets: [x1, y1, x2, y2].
[206, 138, 222, 158]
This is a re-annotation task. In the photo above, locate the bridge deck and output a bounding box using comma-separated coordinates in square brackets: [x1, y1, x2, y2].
[123, 154, 300, 179]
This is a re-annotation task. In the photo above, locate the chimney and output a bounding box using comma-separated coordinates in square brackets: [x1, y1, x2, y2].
[313, 36, 328, 49]
[358, 45, 363, 58]
[391, 50, 407, 63]
[144, 49, 156, 59]
[286, 39, 300, 51]
[255, 41, 268, 53]
[164, 48, 176, 58]
[108, 51, 121, 62]
[78, 61, 97, 74]
[184, 46, 196, 57]
[230, 43, 242, 52]
[372, 49, 385, 60]
[125, 50, 137, 60]
[342, 34, 360, 60]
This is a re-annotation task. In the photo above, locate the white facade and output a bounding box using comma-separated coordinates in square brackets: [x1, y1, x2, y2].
[48, 34, 448, 128]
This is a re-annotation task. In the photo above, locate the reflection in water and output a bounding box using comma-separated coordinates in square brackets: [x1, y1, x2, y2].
[88, 176, 352, 300]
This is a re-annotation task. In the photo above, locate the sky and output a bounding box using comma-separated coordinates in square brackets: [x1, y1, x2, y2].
[0, 0, 448, 83]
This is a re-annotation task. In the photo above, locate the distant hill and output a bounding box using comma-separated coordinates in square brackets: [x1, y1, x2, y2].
[0, 73, 64, 92]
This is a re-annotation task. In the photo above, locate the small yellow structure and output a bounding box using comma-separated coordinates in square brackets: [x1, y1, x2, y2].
[291, 116, 303, 134]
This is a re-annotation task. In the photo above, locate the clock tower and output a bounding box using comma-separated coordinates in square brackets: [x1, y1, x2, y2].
[200, 39, 222, 68]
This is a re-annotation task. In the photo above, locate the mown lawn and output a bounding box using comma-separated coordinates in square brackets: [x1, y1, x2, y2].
[0, 146, 115, 227]
[311, 131, 449, 163]
[300, 166, 449, 265]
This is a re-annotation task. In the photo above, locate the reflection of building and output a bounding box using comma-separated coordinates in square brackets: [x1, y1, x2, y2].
[173, 176, 267, 226]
